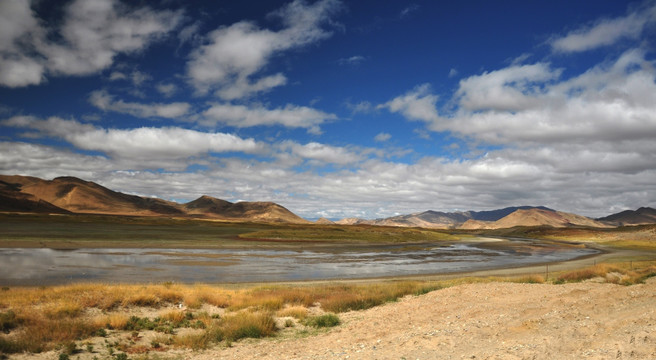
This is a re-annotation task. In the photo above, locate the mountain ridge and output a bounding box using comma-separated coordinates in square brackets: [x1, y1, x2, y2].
[0, 174, 307, 223]
[1, 174, 654, 229]
[597, 207, 656, 226]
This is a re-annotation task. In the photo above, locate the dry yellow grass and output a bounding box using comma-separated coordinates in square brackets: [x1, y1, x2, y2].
[277, 305, 308, 320]
[160, 309, 186, 323]
[2, 264, 654, 355]
[555, 261, 656, 285]
[92, 313, 129, 330]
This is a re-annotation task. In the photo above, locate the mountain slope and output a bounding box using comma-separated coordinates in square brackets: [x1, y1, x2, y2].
[1, 175, 184, 216]
[460, 208, 611, 229]
[597, 207, 656, 226]
[184, 195, 308, 223]
[363, 206, 554, 229]
[0, 175, 306, 223]
[0, 178, 71, 214]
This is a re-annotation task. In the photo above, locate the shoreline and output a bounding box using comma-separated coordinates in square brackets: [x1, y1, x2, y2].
[1, 242, 647, 288]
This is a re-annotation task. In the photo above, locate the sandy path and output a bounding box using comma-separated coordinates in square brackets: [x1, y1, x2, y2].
[190, 279, 656, 360]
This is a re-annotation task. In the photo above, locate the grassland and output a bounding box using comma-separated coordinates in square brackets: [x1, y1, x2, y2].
[2, 213, 656, 358]
[0, 213, 463, 249]
[1, 260, 655, 358]
[467, 223, 656, 250]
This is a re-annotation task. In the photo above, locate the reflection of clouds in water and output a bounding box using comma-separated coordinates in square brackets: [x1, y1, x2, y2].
[0, 240, 599, 285]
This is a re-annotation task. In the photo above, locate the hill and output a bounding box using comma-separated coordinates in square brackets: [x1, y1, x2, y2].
[352, 206, 556, 229]
[0, 175, 307, 223]
[184, 195, 307, 223]
[460, 208, 611, 229]
[597, 207, 656, 226]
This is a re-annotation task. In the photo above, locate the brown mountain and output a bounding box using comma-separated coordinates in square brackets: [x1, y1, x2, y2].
[0, 178, 71, 214]
[459, 208, 611, 229]
[0, 175, 307, 223]
[315, 217, 336, 224]
[350, 206, 554, 229]
[184, 195, 308, 223]
[0, 175, 183, 216]
[597, 207, 656, 226]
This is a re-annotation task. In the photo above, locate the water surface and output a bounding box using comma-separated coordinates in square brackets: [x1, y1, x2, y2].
[0, 238, 599, 285]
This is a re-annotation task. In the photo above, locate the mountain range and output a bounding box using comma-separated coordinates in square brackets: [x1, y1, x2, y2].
[335, 206, 617, 229]
[0, 175, 307, 223]
[1, 174, 654, 229]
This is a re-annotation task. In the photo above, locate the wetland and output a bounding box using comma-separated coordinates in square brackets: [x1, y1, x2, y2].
[0, 214, 600, 285]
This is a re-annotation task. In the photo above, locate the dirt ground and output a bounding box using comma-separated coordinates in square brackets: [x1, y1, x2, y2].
[181, 278, 656, 360]
[9, 272, 656, 359]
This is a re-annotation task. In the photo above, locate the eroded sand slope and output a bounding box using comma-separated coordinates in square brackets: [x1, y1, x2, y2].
[200, 279, 656, 360]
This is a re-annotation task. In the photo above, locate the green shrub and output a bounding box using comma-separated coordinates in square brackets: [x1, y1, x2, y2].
[305, 314, 340, 328]
[0, 311, 19, 333]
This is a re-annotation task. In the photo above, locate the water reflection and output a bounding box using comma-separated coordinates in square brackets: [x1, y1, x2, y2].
[0, 239, 599, 285]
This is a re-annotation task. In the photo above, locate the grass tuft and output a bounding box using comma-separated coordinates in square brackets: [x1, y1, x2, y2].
[276, 306, 308, 320]
[304, 313, 340, 328]
[220, 312, 276, 341]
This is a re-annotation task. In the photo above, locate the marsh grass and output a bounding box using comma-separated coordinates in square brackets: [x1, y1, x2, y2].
[555, 262, 656, 285]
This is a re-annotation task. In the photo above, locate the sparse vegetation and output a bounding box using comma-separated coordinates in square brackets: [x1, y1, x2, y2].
[0, 280, 439, 354]
[304, 314, 340, 328]
[555, 262, 656, 285]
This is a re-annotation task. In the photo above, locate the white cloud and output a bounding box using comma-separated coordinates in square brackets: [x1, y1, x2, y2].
[0, 1, 46, 87]
[338, 55, 365, 65]
[436, 49, 656, 145]
[156, 83, 178, 97]
[455, 63, 561, 112]
[448, 68, 458, 78]
[2, 116, 264, 161]
[202, 103, 337, 134]
[186, 0, 342, 99]
[0, 142, 114, 179]
[379, 84, 440, 123]
[280, 141, 361, 165]
[0, 0, 183, 88]
[374, 132, 391, 142]
[89, 90, 190, 119]
[550, 2, 656, 53]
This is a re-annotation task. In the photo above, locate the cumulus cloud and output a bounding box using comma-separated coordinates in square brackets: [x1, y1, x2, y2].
[0, 0, 182, 88]
[550, 2, 656, 53]
[89, 90, 190, 119]
[379, 84, 440, 123]
[280, 141, 362, 165]
[2, 116, 264, 161]
[455, 63, 561, 112]
[436, 49, 656, 146]
[186, 0, 342, 99]
[156, 83, 178, 97]
[374, 132, 391, 142]
[202, 103, 337, 134]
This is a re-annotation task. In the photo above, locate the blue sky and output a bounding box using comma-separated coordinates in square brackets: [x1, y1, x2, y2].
[1, 0, 655, 219]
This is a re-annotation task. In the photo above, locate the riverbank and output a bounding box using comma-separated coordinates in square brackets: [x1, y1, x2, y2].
[4, 265, 656, 360]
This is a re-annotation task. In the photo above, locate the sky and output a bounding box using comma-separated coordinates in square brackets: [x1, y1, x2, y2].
[1, 0, 655, 220]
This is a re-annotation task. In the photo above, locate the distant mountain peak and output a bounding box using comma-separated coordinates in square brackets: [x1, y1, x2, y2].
[598, 207, 656, 226]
